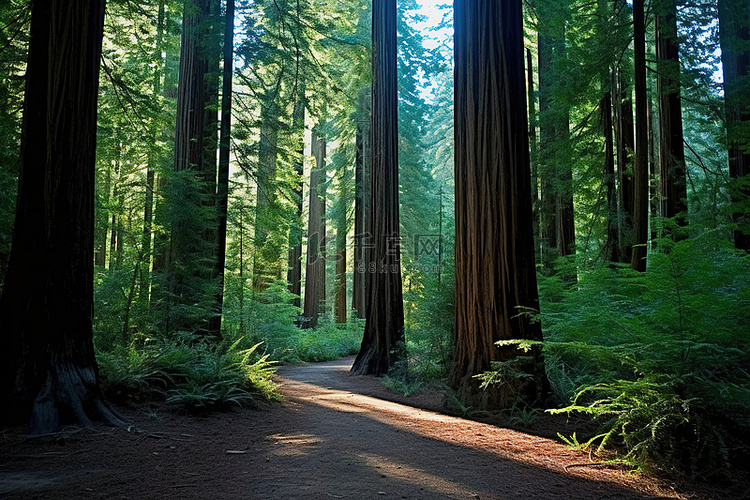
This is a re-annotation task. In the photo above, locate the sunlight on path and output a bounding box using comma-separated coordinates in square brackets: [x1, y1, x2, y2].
[272, 358, 681, 500]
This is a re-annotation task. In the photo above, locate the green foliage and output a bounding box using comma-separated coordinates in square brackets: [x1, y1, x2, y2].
[98, 338, 279, 412]
[538, 235, 750, 477]
[221, 278, 363, 363]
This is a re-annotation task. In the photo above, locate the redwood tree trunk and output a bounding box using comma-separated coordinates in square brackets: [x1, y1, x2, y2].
[287, 97, 305, 308]
[170, 0, 219, 332]
[301, 128, 327, 329]
[352, 87, 371, 319]
[0, 0, 125, 433]
[655, 0, 687, 231]
[212, 0, 234, 334]
[254, 99, 280, 290]
[450, 0, 548, 409]
[718, 0, 750, 252]
[631, 0, 649, 272]
[614, 69, 635, 263]
[350, 0, 404, 376]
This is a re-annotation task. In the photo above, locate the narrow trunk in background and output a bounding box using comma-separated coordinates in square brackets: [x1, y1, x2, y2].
[602, 91, 620, 263]
[140, 0, 166, 303]
[351, 0, 404, 376]
[254, 100, 280, 290]
[632, 0, 649, 272]
[655, 0, 687, 233]
[287, 97, 305, 308]
[450, 0, 548, 409]
[718, 0, 750, 252]
[301, 127, 327, 329]
[527, 47, 540, 263]
[614, 69, 635, 263]
[212, 0, 234, 334]
[352, 87, 370, 319]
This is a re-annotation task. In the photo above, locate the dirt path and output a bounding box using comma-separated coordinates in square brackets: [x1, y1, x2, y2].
[0, 357, 721, 499]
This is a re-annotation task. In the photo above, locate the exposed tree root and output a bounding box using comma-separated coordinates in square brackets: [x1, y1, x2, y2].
[27, 362, 129, 435]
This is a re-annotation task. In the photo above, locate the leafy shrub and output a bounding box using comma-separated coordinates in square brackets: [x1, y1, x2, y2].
[98, 338, 279, 411]
[535, 236, 750, 478]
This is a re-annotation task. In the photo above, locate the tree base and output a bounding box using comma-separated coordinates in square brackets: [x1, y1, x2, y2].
[27, 362, 129, 435]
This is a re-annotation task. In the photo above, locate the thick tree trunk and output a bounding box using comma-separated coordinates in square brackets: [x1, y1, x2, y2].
[718, 0, 750, 252]
[301, 128, 327, 329]
[352, 87, 371, 319]
[350, 0, 404, 376]
[287, 97, 305, 308]
[212, 0, 234, 334]
[632, 0, 649, 271]
[450, 0, 548, 409]
[655, 0, 687, 231]
[0, 0, 126, 433]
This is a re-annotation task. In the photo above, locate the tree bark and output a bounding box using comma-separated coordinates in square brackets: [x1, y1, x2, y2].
[655, 0, 687, 231]
[301, 127, 327, 329]
[287, 97, 305, 308]
[632, 0, 649, 271]
[718, 0, 750, 252]
[170, 0, 220, 332]
[450, 0, 548, 409]
[352, 87, 371, 319]
[614, 68, 635, 263]
[212, 0, 234, 334]
[527, 47, 540, 263]
[0, 0, 126, 433]
[350, 0, 404, 376]
[602, 91, 620, 262]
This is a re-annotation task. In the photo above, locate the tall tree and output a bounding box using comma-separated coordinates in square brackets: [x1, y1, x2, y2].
[169, 0, 221, 332]
[450, 0, 548, 408]
[0, 0, 125, 432]
[352, 87, 370, 319]
[537, 0, 575, 269]
[301, 127, 327, 329]
[287, 97, 305, 308]
[351, 0, 404, 376]
[631, 0, 649, 271]
[718, 0, 750, 252]
[213, 0, 235, 333]
[655, 0, 688, 232]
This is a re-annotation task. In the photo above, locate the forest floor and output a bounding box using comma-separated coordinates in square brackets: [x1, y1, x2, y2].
[0, 357, 741, 499]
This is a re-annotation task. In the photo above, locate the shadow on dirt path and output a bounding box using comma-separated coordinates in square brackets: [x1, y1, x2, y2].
[0, 357, 710, 499]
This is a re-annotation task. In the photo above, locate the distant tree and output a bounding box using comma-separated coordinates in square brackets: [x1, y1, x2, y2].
[301, 127, 327, 329]
[351, 0, 405, 376]
[718, 0, 750, 252]
[287, 96, 306, 308]
[352, 87, 371, 319]
[655, 0, 688, 232]
[631, 0, 649, 271]
[0, 0, 126, 433]
[168, 0, 221, 333]
[213, 0, 235, 333]
[537, 0, 575, 269]
[450, 0, 548, 408]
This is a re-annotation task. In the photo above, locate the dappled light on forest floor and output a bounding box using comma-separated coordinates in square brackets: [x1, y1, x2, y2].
[1, 357, 715, 499]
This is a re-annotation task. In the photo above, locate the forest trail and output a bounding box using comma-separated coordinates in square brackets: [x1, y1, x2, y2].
[1, 357, 704, 499]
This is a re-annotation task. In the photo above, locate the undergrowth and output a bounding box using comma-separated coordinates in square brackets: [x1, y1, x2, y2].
[98, 338, 279, 411]
[535, 235, 750, 479]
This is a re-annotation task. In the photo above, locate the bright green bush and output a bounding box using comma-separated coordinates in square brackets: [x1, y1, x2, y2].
[536, 236, 750, 477]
